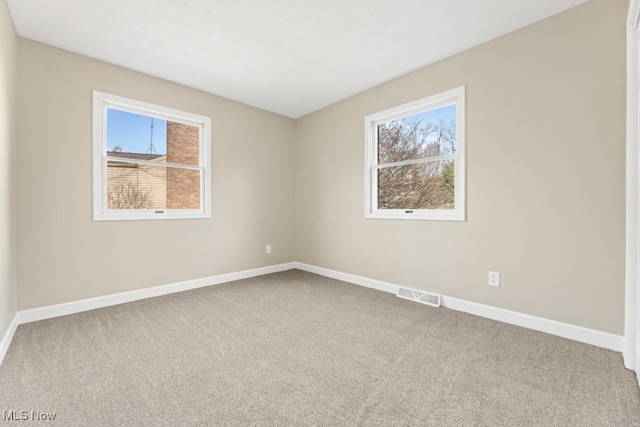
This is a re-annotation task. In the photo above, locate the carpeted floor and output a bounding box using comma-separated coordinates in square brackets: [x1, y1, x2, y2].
[0, 270, 639, 426]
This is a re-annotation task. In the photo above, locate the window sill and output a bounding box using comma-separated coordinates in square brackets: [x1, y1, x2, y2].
[365, 210, 465, 221]
[93, 211, 211, 221]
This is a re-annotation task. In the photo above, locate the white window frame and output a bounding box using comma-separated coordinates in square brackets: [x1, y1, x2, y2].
[92, 91, 212, 221]
[364, 86, 466, 221]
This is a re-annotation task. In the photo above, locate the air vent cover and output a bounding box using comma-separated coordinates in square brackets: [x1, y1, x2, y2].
[396, 287, 441, 307]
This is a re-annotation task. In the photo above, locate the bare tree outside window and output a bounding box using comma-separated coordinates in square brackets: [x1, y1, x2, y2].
[377, 116, 457, 210]
[107, 178, 153, 209]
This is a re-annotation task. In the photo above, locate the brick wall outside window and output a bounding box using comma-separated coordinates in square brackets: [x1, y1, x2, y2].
[166, 121, 201, 209]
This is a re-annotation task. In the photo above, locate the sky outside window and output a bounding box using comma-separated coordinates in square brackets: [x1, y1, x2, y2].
[107, 108, 167, 154]
[410, 103, 456, 130]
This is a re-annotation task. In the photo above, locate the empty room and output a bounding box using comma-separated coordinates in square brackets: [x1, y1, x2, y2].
[1, 0, 640, 425]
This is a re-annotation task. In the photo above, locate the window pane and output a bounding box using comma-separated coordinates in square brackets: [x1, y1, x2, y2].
[166, 167, 201, 209]
[107, 162, 201, 210]
[377, 160, 454, 210]
[107, 108, 200, 166]
[377, 104, 456, 165]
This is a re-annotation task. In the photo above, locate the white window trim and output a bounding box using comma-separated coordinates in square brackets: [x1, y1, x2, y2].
[92, 91, 212, 221]
[364, 86, 466, 221]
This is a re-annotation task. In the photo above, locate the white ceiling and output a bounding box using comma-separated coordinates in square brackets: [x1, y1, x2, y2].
[7, 0, 589, 118]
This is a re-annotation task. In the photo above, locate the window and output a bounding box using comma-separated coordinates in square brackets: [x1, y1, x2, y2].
[364, 86, 465, 221]
[93, 91, 211, 221]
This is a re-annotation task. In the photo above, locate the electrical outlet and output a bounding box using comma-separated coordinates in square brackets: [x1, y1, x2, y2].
[266, 244, 272, 254]
[488, 271, 500, 287]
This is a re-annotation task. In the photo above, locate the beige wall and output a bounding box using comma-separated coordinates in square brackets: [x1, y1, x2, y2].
[0, 0, 17, 336]
[17, 40, 295, 309]
[294, 0, 627, 334]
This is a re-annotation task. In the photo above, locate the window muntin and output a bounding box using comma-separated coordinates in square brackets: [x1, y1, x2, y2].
[93, 91, 211, 221]
[365, 86, 465, 221]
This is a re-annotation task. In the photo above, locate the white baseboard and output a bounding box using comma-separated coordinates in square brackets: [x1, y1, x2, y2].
[0, 313, 19, 366]
[624, 341, 636, 370]
[441, 296, 622, 351]
[294, 262, 624, 352]
[0, 262, 295, 365]
[17, 262, 296, 325]
[295, 263, 399, 294]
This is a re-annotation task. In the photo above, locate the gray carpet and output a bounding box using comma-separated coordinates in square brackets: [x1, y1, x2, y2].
[0, 270, 639, 426]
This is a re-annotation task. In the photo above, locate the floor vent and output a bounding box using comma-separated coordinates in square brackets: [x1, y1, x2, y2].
[396, 287, 441, 308]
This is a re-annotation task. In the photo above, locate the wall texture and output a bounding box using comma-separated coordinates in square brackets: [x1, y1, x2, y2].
[0, 0, 17, 337]
[17, 40, 295, 309]
[294, 0, 627, 334]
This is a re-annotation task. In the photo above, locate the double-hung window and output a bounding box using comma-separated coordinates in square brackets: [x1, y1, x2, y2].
[93, 91, 211, 221]
[364, 86, 465, 221]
